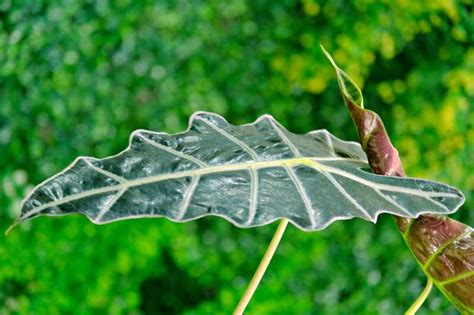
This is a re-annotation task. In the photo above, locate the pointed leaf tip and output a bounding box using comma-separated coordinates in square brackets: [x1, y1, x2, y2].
[5, 219, 19, 236]
[319, 45, 337, 69]
[320, 46, 364, 109]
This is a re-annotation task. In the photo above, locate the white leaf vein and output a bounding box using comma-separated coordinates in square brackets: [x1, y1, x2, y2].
[82, 158, 126, 183]
[176, 175, 200, 220]
[267, 118, 301, 157]
[322, 130, 336, 156]
[321, 165, 457, 200]
[137, 133, 208, 167]
[196, 117, 259, 161]
[95, 188, 127, 222]
[284, 165, 316, 228]
[319, 170, 373, 221]
[373, 188, 413, 217]
[246, 168, 259, 225]
[426, 196, 449, 212]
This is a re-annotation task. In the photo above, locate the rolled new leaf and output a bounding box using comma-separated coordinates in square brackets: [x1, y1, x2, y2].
[320, 45, 404, 177]
[322, 46, 473, 312]
[10, 113, 463, 233]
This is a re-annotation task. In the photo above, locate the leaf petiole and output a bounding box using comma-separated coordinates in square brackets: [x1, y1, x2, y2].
[233, 219, 289, 315]
[404, 278, 433, 315]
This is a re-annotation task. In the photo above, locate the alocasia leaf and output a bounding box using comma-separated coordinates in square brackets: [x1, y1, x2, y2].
[9, 113, 463, 233]
[322, 46, 473, 313]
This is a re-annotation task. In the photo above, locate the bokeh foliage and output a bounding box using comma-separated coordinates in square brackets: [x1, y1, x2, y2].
[1, 1, 472, 314]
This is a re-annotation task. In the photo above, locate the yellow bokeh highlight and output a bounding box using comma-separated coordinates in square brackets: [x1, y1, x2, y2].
[439, 102, 456, 134]
[305, 76, 327, 93]
[270, 56, 286, 72]
[302, 0, 320, 16]
[380, 33, 395, 59]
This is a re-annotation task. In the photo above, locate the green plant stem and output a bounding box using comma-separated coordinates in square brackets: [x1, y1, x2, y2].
[233, 219, 289, 315]
[405, 278, 433, 315]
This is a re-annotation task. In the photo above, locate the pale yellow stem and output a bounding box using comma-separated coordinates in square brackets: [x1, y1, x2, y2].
[233, 219, 289, 315]
[404, 278, 433, 315]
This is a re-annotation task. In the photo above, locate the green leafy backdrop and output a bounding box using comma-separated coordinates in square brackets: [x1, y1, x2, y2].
[1, 1, 472, 314]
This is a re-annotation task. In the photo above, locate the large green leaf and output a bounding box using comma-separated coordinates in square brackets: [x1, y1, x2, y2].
[11, 112, 463, 232]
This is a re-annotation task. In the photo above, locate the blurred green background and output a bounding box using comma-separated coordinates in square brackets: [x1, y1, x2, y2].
[1, 1, 473, 314]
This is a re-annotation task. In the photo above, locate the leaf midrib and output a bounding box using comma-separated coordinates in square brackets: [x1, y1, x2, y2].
[22, 157, 328, 219]
[22, 156, 459, 220]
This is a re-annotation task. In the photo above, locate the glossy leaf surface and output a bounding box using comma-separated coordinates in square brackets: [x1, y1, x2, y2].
[13, 112, 463, 232]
